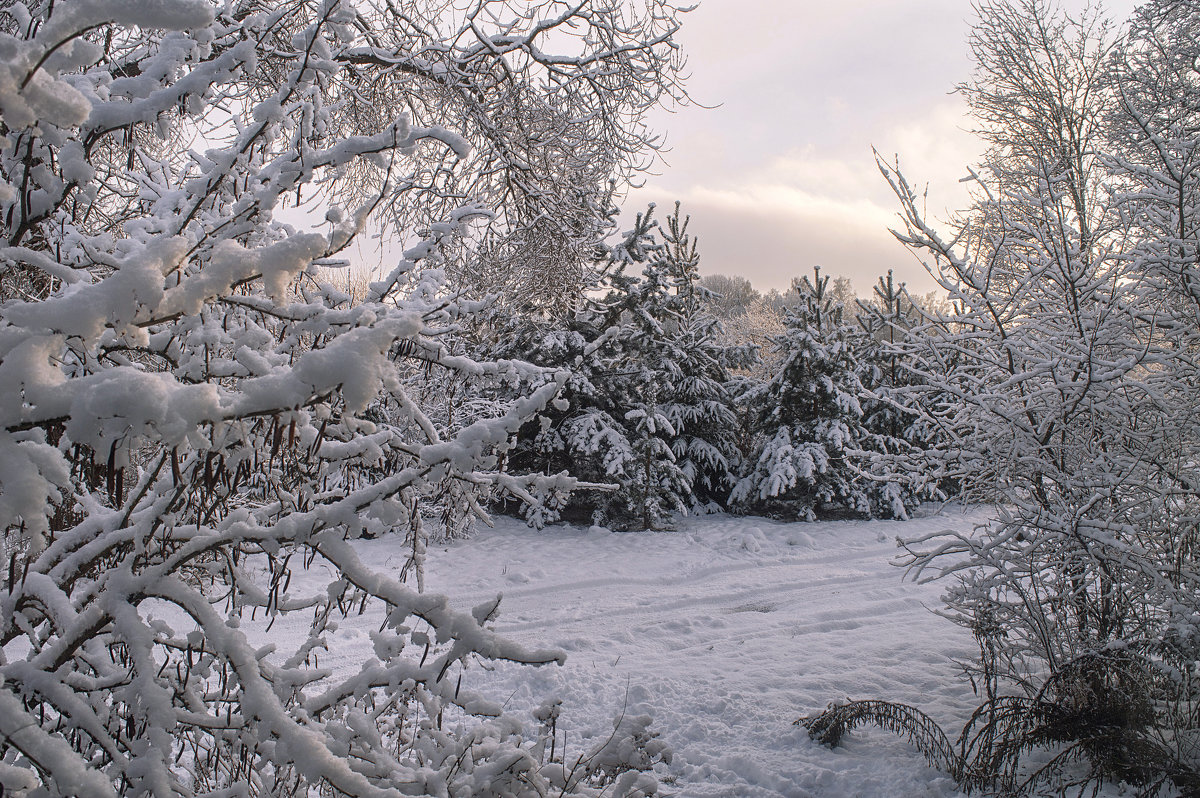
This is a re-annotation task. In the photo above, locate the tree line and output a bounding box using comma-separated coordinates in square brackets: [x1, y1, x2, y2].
[464, 204, 943, 531]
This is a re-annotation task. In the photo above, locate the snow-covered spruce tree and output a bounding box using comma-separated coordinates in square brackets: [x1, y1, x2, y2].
[486, 205, 746, 529]
[0, 1, 679, 795]
[478, 211, 656, 528]
[598, 214, 691, 530]
[731, 267, 875, 520]
[852, 271, 946, 517]
[601, 204, 746, 528]
[652, 206, 752, 515]
[479, 307, 627, 528]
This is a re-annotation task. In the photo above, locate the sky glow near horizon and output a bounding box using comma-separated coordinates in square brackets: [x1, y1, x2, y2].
[629, 0, 1139, 297]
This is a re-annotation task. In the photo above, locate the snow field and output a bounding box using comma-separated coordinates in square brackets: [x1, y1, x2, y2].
[313, 508, 990, 796]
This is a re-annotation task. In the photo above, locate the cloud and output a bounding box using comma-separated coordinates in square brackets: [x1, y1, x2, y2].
[874, 101, 984, 213]
[647, 184, 933, 297]
[634, 101, 981, 297]
[686, 182, 894, 235]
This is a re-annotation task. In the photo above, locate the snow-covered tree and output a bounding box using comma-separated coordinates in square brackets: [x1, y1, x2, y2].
[0, 1, 680, 794]
[607, 288, 692, 529]
[600, 204, 746, 527]
[1106, 0, 1200, 315]
[313, 1, 691, 315]
[699, 273, 760, 318]
[852, 271, 947, 517]
[732, 267, 874, 520]
[479, 211, 653, 527]
[651, 206, 750, 514]
[877, 145, 1200, 798]
[961, 0, 1116, 265]
[482, 301, 627, 527]
[834, 2, 1200, 788]
[881, 0, 1155, 671]
[489, 205, 745, 529]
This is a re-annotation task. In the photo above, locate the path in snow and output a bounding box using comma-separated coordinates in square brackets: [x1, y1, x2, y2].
[347, 508, 988, 797]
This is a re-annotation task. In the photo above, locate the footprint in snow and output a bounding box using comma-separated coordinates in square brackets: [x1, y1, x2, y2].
[729, 601, 776, 614]
[786, 531, 816, 548]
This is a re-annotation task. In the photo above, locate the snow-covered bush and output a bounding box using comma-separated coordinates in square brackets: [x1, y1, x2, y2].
[0, 0, 687, 794]
[804, 2, 1200, 793]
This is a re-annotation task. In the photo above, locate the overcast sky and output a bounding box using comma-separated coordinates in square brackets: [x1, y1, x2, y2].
[628, 0, 1139, 297]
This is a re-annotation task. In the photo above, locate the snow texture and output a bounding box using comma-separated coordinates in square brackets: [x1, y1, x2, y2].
[276, 508, 995, 797]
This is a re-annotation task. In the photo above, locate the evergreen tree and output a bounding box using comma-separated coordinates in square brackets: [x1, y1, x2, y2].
[732, 267, 871, 520]
[602, 204, 748, 527]
[854, 271, 945, 517]
[488, 205, 747, 528]
[653, 206, 751, 513]
[483, 212, 656, 527]
[605, 244, 693, 529]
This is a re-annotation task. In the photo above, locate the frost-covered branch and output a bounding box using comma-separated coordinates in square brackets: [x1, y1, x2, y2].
[0, 0, 677, 794]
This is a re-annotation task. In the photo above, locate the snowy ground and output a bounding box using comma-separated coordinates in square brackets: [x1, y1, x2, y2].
[323, 507, 993, 797]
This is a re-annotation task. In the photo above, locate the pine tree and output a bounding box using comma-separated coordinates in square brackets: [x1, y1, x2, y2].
[652, 205, 750, 513]
[853, 271, 944, 518]
[732, 267, 871, 519]
[488, 205, 747, 528]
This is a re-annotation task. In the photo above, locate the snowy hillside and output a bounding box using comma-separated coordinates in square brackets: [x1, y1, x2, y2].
[299, 508, 989, 797]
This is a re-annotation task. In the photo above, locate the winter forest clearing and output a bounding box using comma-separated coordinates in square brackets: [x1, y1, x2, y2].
[333, 509, 985, 798]
[5, 0, 1200, 795]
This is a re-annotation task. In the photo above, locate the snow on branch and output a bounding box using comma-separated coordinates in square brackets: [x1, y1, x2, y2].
[0, 0, 682, 794]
